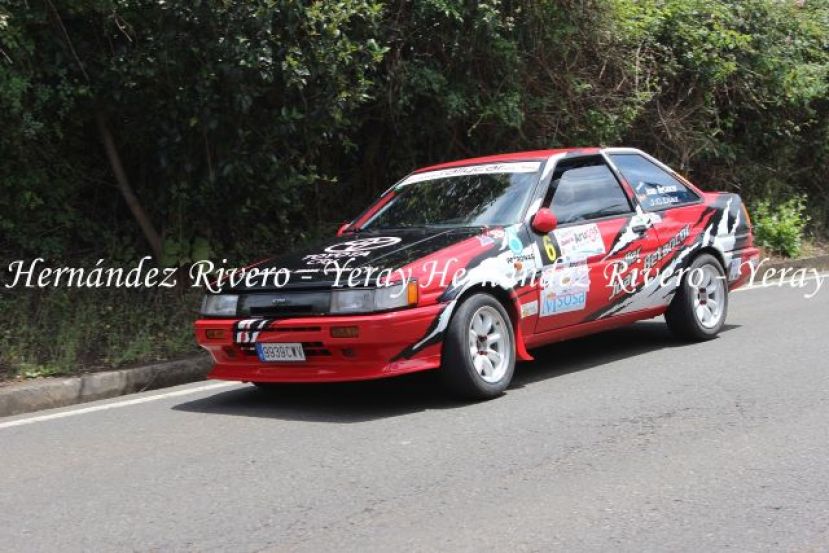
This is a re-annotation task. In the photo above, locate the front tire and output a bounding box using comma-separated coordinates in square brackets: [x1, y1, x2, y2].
[665, 253, 728, 341]
[441, 293, 516, 400]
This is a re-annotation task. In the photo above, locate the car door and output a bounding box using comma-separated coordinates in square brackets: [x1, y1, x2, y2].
[605, 152, 708, 308]
[531, 155, 662, 333]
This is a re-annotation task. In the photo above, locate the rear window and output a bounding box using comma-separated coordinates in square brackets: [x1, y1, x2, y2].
[610, 154, 699, 210]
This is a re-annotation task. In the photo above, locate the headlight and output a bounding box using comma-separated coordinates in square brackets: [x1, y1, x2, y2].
[374, 280, 416, 310]
[329, 289, 374, 314]
[330, 281, 418, 314]
[201, 294, 239, 317]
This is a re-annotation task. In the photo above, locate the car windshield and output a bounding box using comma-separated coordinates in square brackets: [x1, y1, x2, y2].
[362, 163, 541, 229]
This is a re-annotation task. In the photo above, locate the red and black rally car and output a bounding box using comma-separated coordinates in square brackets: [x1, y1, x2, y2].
[196, 148, 759, 399]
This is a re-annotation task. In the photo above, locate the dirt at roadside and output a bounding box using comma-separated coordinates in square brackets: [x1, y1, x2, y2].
[759, 239, 828, 266]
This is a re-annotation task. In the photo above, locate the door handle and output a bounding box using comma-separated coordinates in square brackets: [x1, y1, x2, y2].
[631, 223, 648, 233]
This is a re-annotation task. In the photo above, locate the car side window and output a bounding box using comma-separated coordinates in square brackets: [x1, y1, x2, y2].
[610, 154, 699, 210]
[546, 158, 632, 225]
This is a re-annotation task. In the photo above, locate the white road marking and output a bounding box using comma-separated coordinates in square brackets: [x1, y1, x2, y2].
[734, 271, 829, 292]
[0, 381, 239, 430]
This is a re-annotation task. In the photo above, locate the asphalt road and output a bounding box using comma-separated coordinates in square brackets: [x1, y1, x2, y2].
[1, 279, 828, 553]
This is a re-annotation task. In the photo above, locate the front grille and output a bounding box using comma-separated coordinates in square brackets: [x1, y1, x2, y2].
[301, 342, 332, 357]
[238, 291, 331, 318]
[267, 326, 322, 333]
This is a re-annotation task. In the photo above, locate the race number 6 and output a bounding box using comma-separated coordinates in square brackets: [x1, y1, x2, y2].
[542, 235, 558, 263]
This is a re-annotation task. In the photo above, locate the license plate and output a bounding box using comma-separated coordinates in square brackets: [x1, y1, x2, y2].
[255, 342, 306, 362]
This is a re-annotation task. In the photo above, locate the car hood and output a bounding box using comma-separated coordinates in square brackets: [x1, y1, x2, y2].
[225, 227, 486, 291]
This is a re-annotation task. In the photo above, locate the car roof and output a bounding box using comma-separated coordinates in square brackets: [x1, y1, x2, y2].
[414, 147, 602, 173]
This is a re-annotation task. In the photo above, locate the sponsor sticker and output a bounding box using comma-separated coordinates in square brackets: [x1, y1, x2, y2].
[324, 237, 402, 254]
[554, 223, 606, 261]
[400, 162, 542, 186]
[521, 300, 539, 318]
[303, 236, 402, 265]
[507, 253, 535, 264]
[728, 257, 742, 281]
[645, 184, 679, 195]
[506, 228, 523, 254]
[643, 224, 690, 269]
[624, 247, 642, 266]
[609, 247, 643, 298]
[540, 263, 590, 316]
[649, 196, 680, 207]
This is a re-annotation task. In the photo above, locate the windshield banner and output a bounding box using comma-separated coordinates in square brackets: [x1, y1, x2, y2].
[400, 161, 542, 186]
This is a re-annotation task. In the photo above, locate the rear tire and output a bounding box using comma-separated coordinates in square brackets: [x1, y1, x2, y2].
[665, 253, 728, 341]
[440, 293, 516, 400]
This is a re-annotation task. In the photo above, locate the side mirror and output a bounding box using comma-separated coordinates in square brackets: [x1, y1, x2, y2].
[530, 208, 558, 234]
[336, 222, 351, 236]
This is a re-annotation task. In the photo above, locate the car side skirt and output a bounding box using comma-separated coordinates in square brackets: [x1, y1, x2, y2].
[524, 306, 666, 350]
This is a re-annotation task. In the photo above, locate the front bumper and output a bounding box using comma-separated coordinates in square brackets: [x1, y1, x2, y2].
[194, 304, 444, 383]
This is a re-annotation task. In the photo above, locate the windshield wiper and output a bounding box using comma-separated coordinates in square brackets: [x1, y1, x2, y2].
[364, 225, 433, 231]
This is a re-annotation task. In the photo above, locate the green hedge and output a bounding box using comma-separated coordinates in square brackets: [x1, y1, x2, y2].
[1, 0, 827, 263]
[0, 287, 200, 379]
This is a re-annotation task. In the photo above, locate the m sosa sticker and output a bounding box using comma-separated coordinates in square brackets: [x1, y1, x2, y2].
[540, 262, 591, 316]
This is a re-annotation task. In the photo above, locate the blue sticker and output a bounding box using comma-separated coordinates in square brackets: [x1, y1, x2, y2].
[506, 229, 523, 254]
[540, 291, 587, 315]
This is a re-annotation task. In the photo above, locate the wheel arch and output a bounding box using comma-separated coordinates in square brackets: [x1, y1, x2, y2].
[450, 283, 534, 361]
[688, 246, 727, 274]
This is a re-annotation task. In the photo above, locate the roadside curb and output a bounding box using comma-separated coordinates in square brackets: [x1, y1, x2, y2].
[0, 355, 211, 418]
[762, 253, 829, 272]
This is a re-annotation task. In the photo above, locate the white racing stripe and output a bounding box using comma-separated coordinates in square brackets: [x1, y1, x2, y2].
[0, 381, 238, 430]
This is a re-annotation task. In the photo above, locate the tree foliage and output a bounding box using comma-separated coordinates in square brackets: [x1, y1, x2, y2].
[1, 0, 828, 264]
